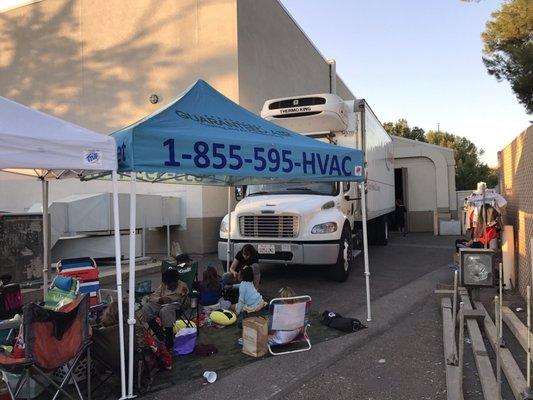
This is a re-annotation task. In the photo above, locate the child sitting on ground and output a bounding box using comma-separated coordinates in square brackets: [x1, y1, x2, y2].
[199, 266, 223, 309]
[268, 287, 303, 346]
[141, 268, 189, 349]
[230, 266, 266, 315]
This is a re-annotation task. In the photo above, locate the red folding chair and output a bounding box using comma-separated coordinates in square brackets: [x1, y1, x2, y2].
[0, 295, 91, 400]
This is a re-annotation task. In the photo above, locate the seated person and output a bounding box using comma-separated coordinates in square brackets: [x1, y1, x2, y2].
[99, 302, 172, 381]
[455, 224, 497, 252]
[268, 287, 303, 346]
[141, 269, 188, 349]
[199, 266, 223, 309]
[223, 244, 261, 289]
[101, 301, 148, 355]
[230, 266, 266, 315]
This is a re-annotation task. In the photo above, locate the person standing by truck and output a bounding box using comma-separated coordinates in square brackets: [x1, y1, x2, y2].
[395, 198, 407, 236]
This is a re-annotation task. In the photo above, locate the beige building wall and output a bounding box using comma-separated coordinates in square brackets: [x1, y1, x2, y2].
[236, 0, 354, 113]
[499, 125, 533, 298]
[0, 0, 240, 131]
[394, 157, 437, 232]
[0, 0, 240, 254]
[0, 0, 357, 254]
[392, 136, 457, 232]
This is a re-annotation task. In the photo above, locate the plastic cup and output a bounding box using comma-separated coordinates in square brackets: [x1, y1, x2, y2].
[203, 371, 217, 383]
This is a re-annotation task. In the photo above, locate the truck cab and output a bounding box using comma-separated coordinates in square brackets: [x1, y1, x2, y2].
[218, 93, 394, 281]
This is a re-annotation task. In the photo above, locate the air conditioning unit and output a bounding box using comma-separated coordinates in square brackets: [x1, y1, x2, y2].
[261, 93, 350, 134]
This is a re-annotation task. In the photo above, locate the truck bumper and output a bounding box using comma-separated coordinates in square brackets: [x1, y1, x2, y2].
[217, 240, 339, 265]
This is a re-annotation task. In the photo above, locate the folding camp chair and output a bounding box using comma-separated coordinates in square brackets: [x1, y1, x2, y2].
[267, 295, 312, 356]
[0, 284, 23, 321]
[57, 258, 102, 308]
[0, 284, 23, 349]
[91, 323, 144, 398]
[0, 295, 91, 400]
[160, 261, 199, 332]
[134, 280, 152, 304]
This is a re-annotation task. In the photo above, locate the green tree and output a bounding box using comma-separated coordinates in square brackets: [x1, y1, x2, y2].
[481, 0, 533, 114]
[383, 118, 427, 142]
[426, 130, 497, 189]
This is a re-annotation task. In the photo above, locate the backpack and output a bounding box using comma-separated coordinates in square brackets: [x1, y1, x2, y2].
[320, 310, 367, 333]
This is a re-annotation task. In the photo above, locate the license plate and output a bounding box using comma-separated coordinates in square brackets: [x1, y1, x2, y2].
[257, 244, 275, 254]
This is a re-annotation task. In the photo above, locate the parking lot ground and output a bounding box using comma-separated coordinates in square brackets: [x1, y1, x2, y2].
[141, 232, 462, 400]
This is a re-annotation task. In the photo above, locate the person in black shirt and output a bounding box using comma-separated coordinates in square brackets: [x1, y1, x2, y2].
[395, 198, 407, 236]
[222, 244, 261, 289]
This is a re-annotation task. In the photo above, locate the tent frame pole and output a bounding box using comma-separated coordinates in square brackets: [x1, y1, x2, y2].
[127, 175, 136, 398]
[42, 179, 49, 298]
[360, 181, 372, 322]
[227, 187, 231, 270]
[166, 216, 170, 259]
[112, 172, 127, 400]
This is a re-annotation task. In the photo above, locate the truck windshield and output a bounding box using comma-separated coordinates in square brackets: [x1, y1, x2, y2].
[246, 182, 338, 196]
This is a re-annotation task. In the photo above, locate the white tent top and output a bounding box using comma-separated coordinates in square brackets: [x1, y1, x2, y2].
[0, 96, 117, 177]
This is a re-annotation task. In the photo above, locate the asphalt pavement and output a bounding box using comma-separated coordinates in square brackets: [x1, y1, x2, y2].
[143, 232, 458, 400]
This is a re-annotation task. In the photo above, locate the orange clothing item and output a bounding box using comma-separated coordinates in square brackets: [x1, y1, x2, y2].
[476, 226, 497, 245]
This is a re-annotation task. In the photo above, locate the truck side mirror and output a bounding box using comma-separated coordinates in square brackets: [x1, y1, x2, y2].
[235, 186, 245, 201]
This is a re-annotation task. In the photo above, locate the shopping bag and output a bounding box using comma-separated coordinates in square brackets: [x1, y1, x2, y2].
[242, 316, 268, 357]
[173, 327, 197, 355]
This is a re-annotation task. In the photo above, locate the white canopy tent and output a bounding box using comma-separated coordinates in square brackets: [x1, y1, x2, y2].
[0, 96, 127, 399]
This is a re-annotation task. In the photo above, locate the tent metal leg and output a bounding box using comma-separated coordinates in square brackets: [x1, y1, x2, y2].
[112, 171, 127, 400]
[127, 175, 137, 398]
[360, 182, 372, 322]
[227, 187, 231, 270]
[42, 179, 50, 298]
[166, 217, 170, 259]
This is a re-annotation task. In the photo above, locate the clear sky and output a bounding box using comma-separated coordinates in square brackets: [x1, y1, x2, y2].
[280, 0, 531, 166]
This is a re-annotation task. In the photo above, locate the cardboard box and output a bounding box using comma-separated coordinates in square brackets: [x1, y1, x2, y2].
[242, 316, 268, 357]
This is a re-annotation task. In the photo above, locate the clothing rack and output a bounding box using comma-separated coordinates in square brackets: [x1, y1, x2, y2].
[462, 185, 507, 251]
[464, 187, 492, 249]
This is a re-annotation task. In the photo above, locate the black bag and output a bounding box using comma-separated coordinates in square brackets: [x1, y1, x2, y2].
[321, 310, 366, 333]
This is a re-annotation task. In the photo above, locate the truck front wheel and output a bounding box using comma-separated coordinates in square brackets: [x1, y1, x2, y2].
[329, 227, 353, 282]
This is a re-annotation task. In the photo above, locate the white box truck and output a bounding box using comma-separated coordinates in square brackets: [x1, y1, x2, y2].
[218, 93, 394, 281]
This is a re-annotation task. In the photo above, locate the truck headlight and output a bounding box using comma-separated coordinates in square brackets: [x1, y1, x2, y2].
[311, 222, 337, 234]
[220, 219, 229, 233]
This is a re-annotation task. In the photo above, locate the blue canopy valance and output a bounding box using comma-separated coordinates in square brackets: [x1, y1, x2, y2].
[112, 80, 364, 185]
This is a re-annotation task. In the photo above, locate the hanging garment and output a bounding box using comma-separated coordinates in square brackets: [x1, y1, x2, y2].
[476, 226, 497, 245]
[465, 206, 476, 230]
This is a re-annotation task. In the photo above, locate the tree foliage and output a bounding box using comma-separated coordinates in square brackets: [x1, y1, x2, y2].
[382, 118, 499, 189]
[426, 130, 497, 190]
[383, 118, 427, 142]
[481, 0, 533, 114]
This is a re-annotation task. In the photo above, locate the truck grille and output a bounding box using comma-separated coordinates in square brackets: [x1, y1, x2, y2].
[239, 215, 299, 238]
